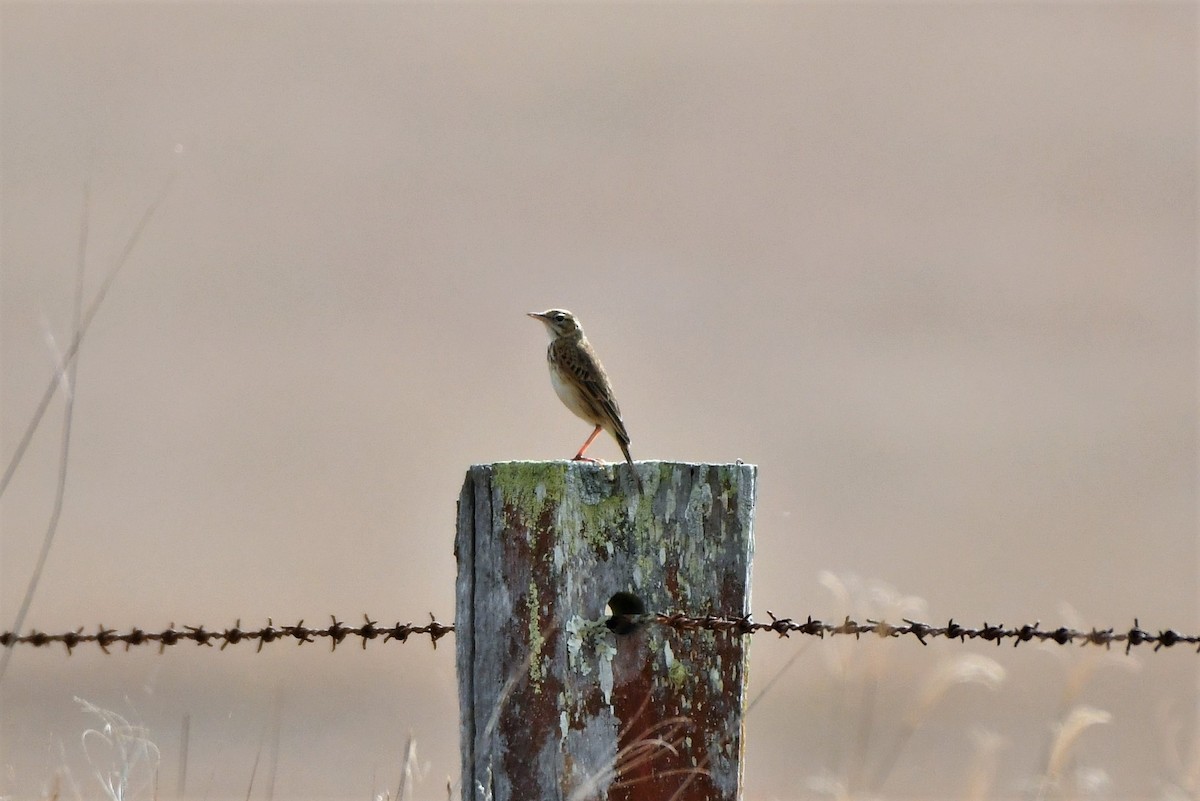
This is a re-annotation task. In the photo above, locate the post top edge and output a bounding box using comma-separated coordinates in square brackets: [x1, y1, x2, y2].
[468, 460, 757, 469]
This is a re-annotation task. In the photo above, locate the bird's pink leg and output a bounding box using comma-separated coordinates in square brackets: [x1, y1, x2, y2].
[573, 425, 604, 463]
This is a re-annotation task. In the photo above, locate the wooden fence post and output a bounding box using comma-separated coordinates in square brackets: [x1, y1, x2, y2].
[456, 461, 756, 801]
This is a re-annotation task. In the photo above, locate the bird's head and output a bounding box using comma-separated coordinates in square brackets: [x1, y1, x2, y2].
[528, 309, 583, 339]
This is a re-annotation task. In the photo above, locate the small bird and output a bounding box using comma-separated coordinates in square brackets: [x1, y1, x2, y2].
[528, 309, 641, 490]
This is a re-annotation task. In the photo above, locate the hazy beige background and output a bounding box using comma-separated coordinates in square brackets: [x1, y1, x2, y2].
[1, 3, 1195, 799]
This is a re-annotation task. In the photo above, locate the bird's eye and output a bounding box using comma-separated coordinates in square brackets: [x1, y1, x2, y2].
[554, 314, 566, 323]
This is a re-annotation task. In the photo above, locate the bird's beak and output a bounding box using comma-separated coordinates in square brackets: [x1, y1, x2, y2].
[527, 312, 547, 321]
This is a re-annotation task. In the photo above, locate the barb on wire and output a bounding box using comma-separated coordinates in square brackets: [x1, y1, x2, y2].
[1, 612, 1195, 655]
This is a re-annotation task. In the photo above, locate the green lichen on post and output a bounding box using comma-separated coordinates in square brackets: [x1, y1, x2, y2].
[490, 461, 568, 525]
[577, 486, 626, 554]
[527, 580, 546, 690]
[631, 473, 662, 531]
[662, 638, 689, 692]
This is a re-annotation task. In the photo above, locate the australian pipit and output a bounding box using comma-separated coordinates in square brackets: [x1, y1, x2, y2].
[528, 309, 641, 491]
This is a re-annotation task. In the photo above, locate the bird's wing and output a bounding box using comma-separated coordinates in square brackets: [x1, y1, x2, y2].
[561, 339, 632, 445]
[587, 379, 630, 444]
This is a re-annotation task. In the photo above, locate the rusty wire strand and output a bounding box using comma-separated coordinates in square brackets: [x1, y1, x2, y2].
[0, 615, 452, 655]
[1, 612, 1195, 655]
[640, 612, 1195, 655]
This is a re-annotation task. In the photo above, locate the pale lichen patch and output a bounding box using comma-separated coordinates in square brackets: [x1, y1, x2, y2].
[563, 612, 619, 707]
[596, 637, 616, 705]
[663, 469, 679, 523]
[565, 615, 592, 678]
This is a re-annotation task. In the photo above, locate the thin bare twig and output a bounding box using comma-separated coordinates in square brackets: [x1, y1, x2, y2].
[0, 182, 90, 683]
[0, 174, 174, 501]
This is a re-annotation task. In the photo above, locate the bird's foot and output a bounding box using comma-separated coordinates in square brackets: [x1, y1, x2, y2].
[572, 455, 604, 464]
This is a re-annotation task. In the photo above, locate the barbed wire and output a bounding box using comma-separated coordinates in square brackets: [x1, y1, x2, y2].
[1, 611, 1196, 655]
[643, 612, 1199, 654]
[0, 615, 453, 654]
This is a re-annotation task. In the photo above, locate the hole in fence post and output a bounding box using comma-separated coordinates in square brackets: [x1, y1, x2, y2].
[605, 591, 646, 635]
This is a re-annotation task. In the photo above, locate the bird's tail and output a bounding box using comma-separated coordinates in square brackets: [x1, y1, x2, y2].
[618, 438, 643, 493]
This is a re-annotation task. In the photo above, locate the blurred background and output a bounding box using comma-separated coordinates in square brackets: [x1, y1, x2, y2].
[1, 4, 1195, 799]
